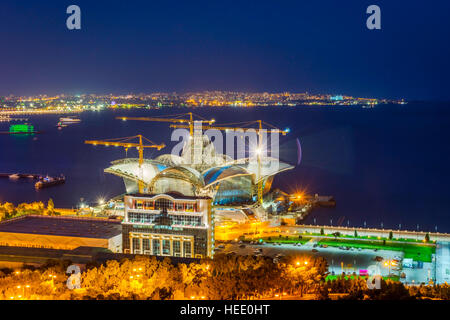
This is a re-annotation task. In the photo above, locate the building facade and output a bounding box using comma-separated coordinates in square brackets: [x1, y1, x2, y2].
[122, 193, 214, 259]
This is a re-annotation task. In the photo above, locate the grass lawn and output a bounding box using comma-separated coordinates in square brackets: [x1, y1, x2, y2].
[325, 274, 400, 282]
[318, 239, 435, 262]
[260, 236, 312, 245]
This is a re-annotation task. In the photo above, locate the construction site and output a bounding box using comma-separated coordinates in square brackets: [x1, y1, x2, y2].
[85, 112, 305, 225]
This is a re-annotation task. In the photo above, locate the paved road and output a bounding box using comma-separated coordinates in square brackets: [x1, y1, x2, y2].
[436, 241, 450, 284]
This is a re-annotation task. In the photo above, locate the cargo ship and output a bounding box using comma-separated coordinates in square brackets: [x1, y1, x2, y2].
[35, 175, 66, 189]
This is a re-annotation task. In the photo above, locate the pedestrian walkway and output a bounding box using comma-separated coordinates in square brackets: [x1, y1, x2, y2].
[435, 241, 450, 284]
[303, 237, 321, 248]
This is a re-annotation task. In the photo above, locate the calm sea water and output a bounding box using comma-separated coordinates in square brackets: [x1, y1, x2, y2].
[0, 103, 449, 232]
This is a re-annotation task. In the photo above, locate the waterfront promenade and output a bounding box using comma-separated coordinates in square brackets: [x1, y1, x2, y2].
[282, 225, 450, 242]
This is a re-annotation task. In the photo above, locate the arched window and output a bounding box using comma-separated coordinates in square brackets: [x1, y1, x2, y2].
[155, 198, 173, 211]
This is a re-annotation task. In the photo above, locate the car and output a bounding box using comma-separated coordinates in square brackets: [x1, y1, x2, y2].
[374, 256, 383, 262]
[312, 249, 318, 253]
[239, 244, 246, 248]
[217, 244, 225, 249]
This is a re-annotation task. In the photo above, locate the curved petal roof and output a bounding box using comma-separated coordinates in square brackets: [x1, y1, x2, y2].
[152, 166, 205, 187]
[236, 157, 294, 183]
[105, 158, 167, 183]
[202, 165, 252, 187]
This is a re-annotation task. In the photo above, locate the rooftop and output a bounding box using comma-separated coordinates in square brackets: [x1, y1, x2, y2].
[126, 192, 212, 200]
[0, 215, 122, 239]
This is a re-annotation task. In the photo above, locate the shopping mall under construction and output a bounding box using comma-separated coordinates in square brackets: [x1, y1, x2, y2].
[86, 113, 295, 224]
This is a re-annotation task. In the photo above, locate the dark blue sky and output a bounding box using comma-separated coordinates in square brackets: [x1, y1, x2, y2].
[1, 1, 449, 100]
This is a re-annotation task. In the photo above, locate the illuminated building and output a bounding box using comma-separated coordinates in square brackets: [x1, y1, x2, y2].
[122, 193, 214, 258]
[105, 135, 294, 221]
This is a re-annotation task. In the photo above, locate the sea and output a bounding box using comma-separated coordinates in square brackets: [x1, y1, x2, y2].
[0, 102, 449, 232]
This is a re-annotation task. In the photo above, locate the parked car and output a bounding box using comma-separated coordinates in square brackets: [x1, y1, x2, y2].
[373, 256, 383, 262]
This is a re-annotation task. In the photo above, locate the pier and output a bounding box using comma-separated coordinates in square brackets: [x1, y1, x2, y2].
[0, 173, 41, 179]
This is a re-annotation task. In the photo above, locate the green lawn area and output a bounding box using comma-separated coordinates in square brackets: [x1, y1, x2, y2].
[318, 239, 435, 263]
[259, 236, 312, 245]
[325, 274, 400, 282]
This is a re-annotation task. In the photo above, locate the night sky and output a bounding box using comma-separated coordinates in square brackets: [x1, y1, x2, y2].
[1, 1, 449, 100]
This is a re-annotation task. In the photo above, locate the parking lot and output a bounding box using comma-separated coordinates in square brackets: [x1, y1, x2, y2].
[219, 241, 403, 278]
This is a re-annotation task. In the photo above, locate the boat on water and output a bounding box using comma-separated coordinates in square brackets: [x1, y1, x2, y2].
[2, 123, 40, 134]
[9, 173, 20, 179]
[59, 117, 81, 123]
[56, 121, 68, 128]
[35, 175, 66, 189]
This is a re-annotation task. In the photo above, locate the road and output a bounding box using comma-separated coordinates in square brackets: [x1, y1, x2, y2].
[436, 241, 450, 284]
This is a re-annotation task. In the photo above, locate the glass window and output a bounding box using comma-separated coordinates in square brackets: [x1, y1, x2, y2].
[155, 198, 173, 211]
[143, 239, 150, 251]
[132, 238, 140, 251]
[143, 201, 154, 210]
[185, 203, 194, 212]
[162, 239, 171, 255]
[173, 240, 181, 255]
[183, 242, 192, 257]
[175, 203, 184, 211]
[152, 239, 160, 255]
[135, 201, 143, 210]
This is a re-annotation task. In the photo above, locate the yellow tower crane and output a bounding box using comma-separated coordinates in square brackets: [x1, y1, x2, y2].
[116, 112, 215, 162]
[116, 112, 215, 137]
[170, 120, 289, 204]
[85, 135, 165, 193]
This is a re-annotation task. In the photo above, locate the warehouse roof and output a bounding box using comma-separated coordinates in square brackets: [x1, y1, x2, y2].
[0, 215, 122, 239]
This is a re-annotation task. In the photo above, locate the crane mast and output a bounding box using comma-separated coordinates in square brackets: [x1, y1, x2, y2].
[170, 120, 288, 204]
[85, 135, 165, 193]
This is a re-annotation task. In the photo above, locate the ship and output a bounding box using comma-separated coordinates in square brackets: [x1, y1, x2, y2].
[59, 117, 81, 123]
[35, 175, 66, 189]
[1, 123, 40, 134]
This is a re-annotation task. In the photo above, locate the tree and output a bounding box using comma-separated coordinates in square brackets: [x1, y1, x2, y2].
[389, 231, 393, 240]
[320, 228, 324, 236]
[425, 233, 430, 243]
[47, 199, 55, 215]
[332, 232, 341, 239]
[354, 230, 358, 238]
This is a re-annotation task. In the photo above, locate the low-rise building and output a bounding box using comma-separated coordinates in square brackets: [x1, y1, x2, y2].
[122, 192, 214, 258]
[0, 215, 122, 252]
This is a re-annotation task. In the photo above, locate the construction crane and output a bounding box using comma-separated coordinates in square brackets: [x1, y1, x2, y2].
[85, 135, 165, 193]
[116, 112, 215, 137]
[170, 120, 289, 204]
